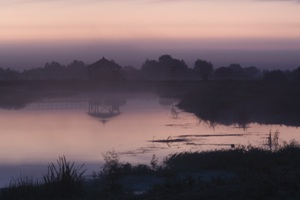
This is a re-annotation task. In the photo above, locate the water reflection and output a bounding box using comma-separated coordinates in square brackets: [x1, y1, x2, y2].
[25, 96, 127, 125]
[149, 133, 246, 149]
[0, 93, 300, 187]
[88, 98, 126, 124]
[158, 97, 180, 119]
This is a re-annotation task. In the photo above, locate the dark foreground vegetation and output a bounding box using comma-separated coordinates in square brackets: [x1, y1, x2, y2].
[1, 139, 300, 200]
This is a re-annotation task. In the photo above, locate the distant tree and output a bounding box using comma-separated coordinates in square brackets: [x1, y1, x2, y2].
[141, 59, 161, 80]
[141, 55, 188, 80]
[263, 70, 286, 82]
[244, 66, 261, 79]
[43, 61, 66, 80]
[159, 54, 188, 80]
[194, 59, 214, 81]
[158, 54, 173, 63]
[67, 60, 85, 69]
[44, 61, 64, 70]
[21, 68, 45, 80]
[122, 65, 140, 80]
[229, 63, 245, 79]
[293, 66, 300, 81]
[214, 67, 233, 79]
[283, 70, 293, 81]
[67, 60, 86, 80]
[0, 67, 20, 80]
[228, 63, 242, 71]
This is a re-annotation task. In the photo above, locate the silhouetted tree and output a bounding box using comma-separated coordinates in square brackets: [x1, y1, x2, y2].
[293, 66, 300, 81]
[263, 70, 286, 82]
[141, 55, 188, 80]
[158, 54, 173, 63]
[41, 61, 66, 80]
[141, 59, 161, 80]
[214, 67, 233, 79]
[122, 65, 140, 80]
[229, 63, 245, 79]
[22, 67, 45, 80]
[193, 59, 214, 81]
[66, 60, 87, 80]
[158, 54, 188, 80]
[244, 66, 261, 79]
[0, 68, 20, 80]
[44, 61, 64, 70]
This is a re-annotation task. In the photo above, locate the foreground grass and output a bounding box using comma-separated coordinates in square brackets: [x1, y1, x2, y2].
[1, 142, 300, 199]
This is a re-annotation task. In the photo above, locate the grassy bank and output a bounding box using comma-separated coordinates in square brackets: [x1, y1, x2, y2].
[2, 141, 300, 200]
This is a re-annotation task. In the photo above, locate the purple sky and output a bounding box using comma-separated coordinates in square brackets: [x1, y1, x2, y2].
[0, 0, 300, 70]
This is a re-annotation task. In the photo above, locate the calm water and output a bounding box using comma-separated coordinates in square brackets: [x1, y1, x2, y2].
[0, 92, 299, 187]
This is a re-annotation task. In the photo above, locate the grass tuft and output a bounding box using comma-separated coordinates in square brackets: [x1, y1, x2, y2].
[43, 156, 86, 199]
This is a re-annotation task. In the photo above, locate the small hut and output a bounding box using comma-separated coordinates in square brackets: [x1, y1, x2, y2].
[87, 57, 122, 82]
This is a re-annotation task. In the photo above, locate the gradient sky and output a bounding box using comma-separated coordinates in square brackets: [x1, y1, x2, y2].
[0, 0, 300, 69]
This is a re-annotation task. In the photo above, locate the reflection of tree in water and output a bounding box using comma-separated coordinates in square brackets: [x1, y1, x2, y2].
[171, 104, 179, 118]
[88, 98, 126, 125]
[0, 90, 36, 110]
[158, 97, 180, 119]
[178, 81, 300, 127]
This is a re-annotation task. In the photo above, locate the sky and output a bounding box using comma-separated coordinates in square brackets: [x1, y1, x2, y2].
[0, 0, 300, 70]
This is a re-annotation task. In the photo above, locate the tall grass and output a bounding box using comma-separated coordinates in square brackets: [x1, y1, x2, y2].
[264, 129, 280, 151]
[1, 156, 86, 200]
[1, 176, 40, 200]
[43, 156, 86, 199]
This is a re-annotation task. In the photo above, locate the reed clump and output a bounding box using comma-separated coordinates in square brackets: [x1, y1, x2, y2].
[43, 156, 86, 199]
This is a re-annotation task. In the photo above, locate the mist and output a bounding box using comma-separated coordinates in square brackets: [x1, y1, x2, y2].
[0, 39, 299, 70]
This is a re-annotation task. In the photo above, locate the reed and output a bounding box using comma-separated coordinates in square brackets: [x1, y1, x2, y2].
[43, 156, 86, 199]
[1, 176, 40, 200]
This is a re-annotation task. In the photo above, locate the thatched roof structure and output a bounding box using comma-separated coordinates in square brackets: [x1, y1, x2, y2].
[87, 57, 122, 81]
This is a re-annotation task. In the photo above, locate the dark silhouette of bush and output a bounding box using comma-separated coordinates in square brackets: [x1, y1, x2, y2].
[141, 59, 161, 80]
[244, 66, 261, 79]
[0, 68, 20, 80]
[66, 60, 87, 80]
[122, 65, 141, 80]
[214, 67, 234, 79]
[293, 66, 300, 81]
[263, 70, 286, 82]
[193, 59, 214, 81]
[229, 63, 246, 78]
[21, 60, 87, 80]
[141, 54, 188, 80]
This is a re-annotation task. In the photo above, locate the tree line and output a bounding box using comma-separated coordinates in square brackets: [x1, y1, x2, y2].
[1, 54, 300, 82]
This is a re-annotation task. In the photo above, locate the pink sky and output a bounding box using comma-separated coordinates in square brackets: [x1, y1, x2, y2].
[0, 0, 300, 69]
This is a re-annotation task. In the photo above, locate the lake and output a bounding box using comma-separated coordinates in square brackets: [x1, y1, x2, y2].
[0, 92, 299, 187]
